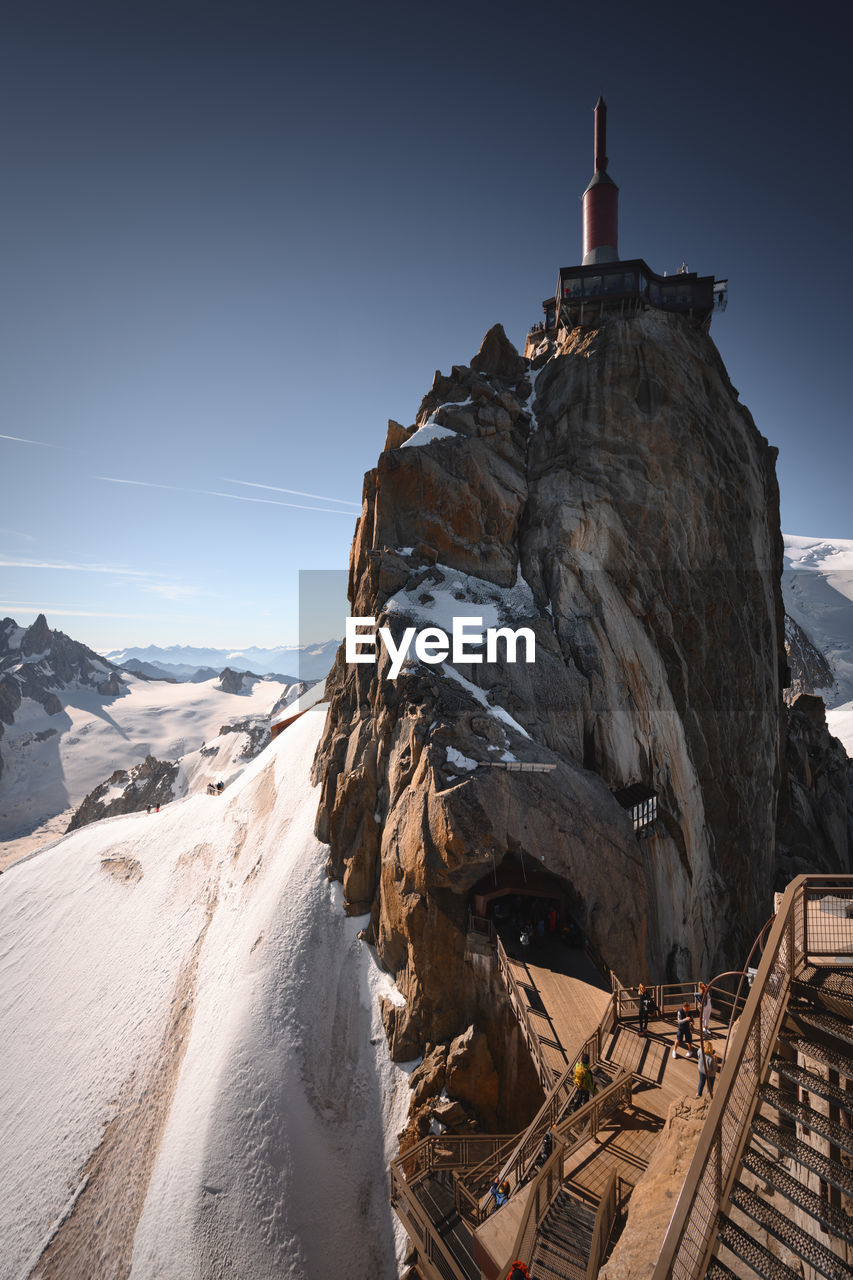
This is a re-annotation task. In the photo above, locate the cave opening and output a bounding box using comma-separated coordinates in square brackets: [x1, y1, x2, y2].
[470, 856, 589, 957]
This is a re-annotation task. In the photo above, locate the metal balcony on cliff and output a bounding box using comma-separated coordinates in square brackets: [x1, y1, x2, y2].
[612, 783, 658, 838]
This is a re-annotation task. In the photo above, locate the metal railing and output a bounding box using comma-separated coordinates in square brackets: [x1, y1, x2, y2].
[651, 874, 853, 1280]
[586, 1168, 620, 1280]
[612, 975, 742, 1025]
[390, 1133, 514, 1280]
[505, 1074, 633, 1273]
[455, 993, 619, 1222]
[509, 1141, 567, 1265]
[494, 931, 564, 1090]
[552, 1068, 633, 1148]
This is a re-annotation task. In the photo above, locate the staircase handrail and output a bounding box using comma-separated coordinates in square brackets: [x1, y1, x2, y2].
[390, 1159, 468, 1280]
[585, 1168, 620, 1280]
[494, 931, 559, 1090]
[456, 992, 618, 1222]
[552, 1067, 632, 1148]
[613, 976, 741, 1024]
[651, 874, 853, 1280]
[392, 1132, 516, 1186]
[506, 1071, 633, 1269]
[390, 1132, 516, 1280]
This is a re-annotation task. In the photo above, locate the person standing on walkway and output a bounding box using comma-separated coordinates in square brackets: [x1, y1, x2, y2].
[573, 1054, 596, 1107]
[672, 1002, 695, 1058]
[697, 981, 712, 1035]
[638, 983, 655, 1033]
[696, 1044, 717, 1097]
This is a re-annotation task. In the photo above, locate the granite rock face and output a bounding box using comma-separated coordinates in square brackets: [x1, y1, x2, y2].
[313, 311, 791, 1061]
[66, 755, 180, 831]
[776, 693, 853, 883]
[0, 614, 128, 783]
[599, 1094, 711, 1280]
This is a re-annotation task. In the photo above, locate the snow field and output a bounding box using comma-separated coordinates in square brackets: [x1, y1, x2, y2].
[0, 705, 413, 1279]
[827, 701, 853, 758]
[783, 534, 853, 711]
[0, 672, 294, 852]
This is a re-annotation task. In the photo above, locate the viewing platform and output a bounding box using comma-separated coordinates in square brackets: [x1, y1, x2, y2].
[392, 877, 853, 1280]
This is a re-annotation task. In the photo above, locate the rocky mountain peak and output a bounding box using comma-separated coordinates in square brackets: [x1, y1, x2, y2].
[312, 309, 851, 1071]
[21, 613, 51, 657]
[0, 614, 129, 783]
[217, 667, 258, 695]
[469, 323, 528, 381]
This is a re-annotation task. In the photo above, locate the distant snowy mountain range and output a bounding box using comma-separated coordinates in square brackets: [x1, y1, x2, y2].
[104, 639, 340, 683]
[0, 614, 321, 865]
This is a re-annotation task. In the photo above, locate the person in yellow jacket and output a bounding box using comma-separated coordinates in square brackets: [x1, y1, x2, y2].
[572, 1053, 596, 1107]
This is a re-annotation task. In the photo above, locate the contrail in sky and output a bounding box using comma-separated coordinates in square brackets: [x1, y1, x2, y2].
[0, 603, 199, 621]
[223, 478, 361, 507]
[96, 476, 357, 515]
[0, 432, 81, 452]
[0, 556, 155, 577]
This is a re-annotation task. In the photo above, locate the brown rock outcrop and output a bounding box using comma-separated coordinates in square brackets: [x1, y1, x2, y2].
[599, 1095, 710, 1280]
[313, 308, 826, 1087]
[445, 1025, 500, 1129]
[776, 692, 853, 883]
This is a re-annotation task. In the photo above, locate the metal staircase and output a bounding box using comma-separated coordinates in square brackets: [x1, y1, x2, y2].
[529, 1189, 597, 1280]
[713, 966, 853, 1278]
[653, 875, 853, 1280]
[396, 876, 853, 1280]
[414, 1170, 479, 1280]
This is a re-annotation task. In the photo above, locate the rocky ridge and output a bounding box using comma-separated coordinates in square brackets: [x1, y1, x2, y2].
[0, 615, 127, 782]
[311, 307, 843, 1120]
[783, 613, 836, 703]
[66, 755, 180, 831]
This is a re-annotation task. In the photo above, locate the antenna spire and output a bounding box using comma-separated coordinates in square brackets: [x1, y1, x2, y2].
[582, 96, 619, 265]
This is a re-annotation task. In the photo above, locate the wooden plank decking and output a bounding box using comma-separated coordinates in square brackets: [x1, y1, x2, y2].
[564, 1010, 732, 1204]
[502, 937, 612, 1080]
[503, 940, 731, 1206]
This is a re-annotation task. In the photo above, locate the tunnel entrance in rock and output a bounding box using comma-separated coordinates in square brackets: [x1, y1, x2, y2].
[470, 858, 586, 954]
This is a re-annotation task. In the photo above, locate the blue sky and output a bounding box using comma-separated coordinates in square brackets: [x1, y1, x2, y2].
[1, 1, 850, 649]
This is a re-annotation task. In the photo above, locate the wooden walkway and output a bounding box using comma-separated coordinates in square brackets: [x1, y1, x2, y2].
[502, 937, 612, 1081]
[565, 1009, 732, 1205]
[503, 937, 731, 1206]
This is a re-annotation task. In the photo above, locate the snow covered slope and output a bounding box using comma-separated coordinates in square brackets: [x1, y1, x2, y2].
[0, 705, 412, 1279]
[783, 535, 853, 756]
[0, 672, 295, 863]
[783, 535, 853, 706]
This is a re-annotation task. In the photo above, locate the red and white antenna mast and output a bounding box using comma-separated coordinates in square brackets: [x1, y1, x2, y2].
[582, 96, 619, 265]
